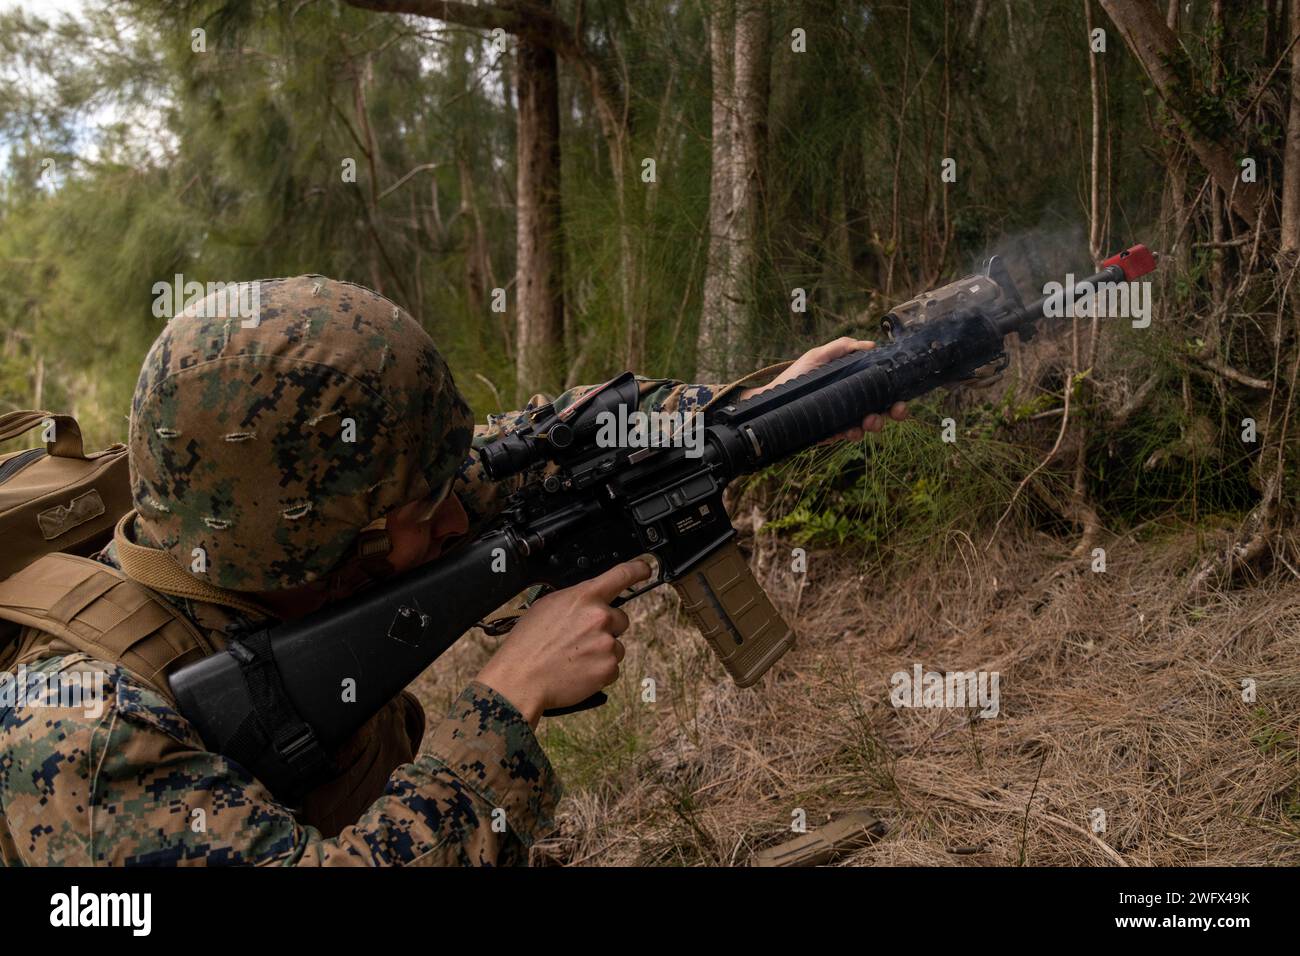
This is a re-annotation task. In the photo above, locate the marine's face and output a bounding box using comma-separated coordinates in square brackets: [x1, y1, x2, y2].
[250, 491, 470, 621]
[384, 491, 470, 573]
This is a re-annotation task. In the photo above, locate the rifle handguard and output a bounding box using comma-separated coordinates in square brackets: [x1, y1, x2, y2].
[672, 540, 795, 687]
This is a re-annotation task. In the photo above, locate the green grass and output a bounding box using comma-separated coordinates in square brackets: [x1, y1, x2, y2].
[1249, 706, 1297, 758]
[537, 691, 649, 793]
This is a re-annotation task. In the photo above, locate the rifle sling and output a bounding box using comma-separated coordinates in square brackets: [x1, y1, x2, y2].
[223, 629, 337, 797]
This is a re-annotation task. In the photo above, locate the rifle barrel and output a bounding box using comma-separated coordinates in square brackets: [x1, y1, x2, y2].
[999, 243, 1158, 335]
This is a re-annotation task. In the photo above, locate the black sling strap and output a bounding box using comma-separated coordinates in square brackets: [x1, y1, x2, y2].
[222, 629, 336, 799]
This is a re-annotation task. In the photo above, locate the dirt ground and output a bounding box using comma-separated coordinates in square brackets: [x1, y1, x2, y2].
[411, 523, 1300, 866]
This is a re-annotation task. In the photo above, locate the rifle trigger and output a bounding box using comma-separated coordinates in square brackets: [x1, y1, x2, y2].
[610, 558, 664, 607]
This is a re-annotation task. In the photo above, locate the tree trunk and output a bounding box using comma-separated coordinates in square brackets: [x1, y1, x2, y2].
[1281, 0, 1300, 253]
[1070, 0, 1103, 556]
[1160, 0, 1191, 271]
[1086, 0, 1103, 262]
[730, 0, 769, 344]
[1208, 0, 1228, 300]
[1100, 0, 1266, 228]
[698, 0, 769, 383]
[698, 0, 738, 383]
[514, 7, 565, 400]
[967, 0, 989, 45]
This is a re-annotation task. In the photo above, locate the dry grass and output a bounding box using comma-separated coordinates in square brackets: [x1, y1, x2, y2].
[411, 523, 1300, 867]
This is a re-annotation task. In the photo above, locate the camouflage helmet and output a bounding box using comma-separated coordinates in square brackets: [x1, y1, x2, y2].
[129, 276, 474, 592]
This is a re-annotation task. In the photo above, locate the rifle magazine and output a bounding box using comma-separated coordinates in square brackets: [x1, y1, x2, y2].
[671, 539, 795, 687]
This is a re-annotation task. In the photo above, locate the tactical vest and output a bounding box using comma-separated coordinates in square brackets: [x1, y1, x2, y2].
[0, 552, 216, 689]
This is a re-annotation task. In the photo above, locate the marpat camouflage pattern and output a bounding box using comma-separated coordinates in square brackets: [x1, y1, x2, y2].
[1, 274, 737, 865]
[0, 654, 557, 865]
[130, 275, 475, 592]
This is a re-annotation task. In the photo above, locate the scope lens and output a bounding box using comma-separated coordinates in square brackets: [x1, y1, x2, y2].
[481, 433, 534, 480]
[548, 421, 574, 448]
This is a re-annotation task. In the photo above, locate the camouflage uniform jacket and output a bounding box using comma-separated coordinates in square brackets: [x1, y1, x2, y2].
[0, 377, 734, 866]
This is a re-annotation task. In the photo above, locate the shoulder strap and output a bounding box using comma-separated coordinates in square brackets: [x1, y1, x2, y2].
[0, 553, 216, 700]
[0, 408, 85, 458]
[112, 511, 274, 619]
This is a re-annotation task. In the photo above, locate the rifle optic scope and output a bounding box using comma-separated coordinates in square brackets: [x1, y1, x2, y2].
[479, 373, 642, 482]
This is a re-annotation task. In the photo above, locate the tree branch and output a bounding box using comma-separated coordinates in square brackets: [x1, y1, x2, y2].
[343, 0, 534, 35]
[1099, 0, 1269, 228]
[342, 0, 626, 151]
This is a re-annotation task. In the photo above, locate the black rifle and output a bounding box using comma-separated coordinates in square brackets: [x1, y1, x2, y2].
[170, 244, 1157, 799]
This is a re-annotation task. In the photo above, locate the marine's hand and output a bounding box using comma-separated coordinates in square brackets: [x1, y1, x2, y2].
[474, 560, 651, 728]
[738, 336, 908, 440]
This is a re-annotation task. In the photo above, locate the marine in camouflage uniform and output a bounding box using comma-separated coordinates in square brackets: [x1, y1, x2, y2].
[0, 276, 745, 866]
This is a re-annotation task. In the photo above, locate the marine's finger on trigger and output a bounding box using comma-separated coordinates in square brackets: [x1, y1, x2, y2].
[585, 559, 652, 602]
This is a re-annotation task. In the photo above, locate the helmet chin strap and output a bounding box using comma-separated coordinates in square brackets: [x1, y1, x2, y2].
[316, 529, 393, 603]
[316, 476, 458, 603]
[353, 526, 396, 577]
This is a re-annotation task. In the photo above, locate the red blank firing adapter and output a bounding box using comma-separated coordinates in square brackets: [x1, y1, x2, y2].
[1101, 244, 1158, 281]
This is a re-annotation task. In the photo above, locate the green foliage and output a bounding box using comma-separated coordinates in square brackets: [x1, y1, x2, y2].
[1249, 706, 1297, 759]
[0, 0, 1287, 550]
[753, 394, 1048, 571]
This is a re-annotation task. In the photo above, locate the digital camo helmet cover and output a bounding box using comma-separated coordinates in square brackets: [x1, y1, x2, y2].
[130, 276, 474, 592]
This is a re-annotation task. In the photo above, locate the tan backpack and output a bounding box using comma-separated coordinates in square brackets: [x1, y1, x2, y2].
[0, 409, 214, 693]
[0, 409, 129, 573]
